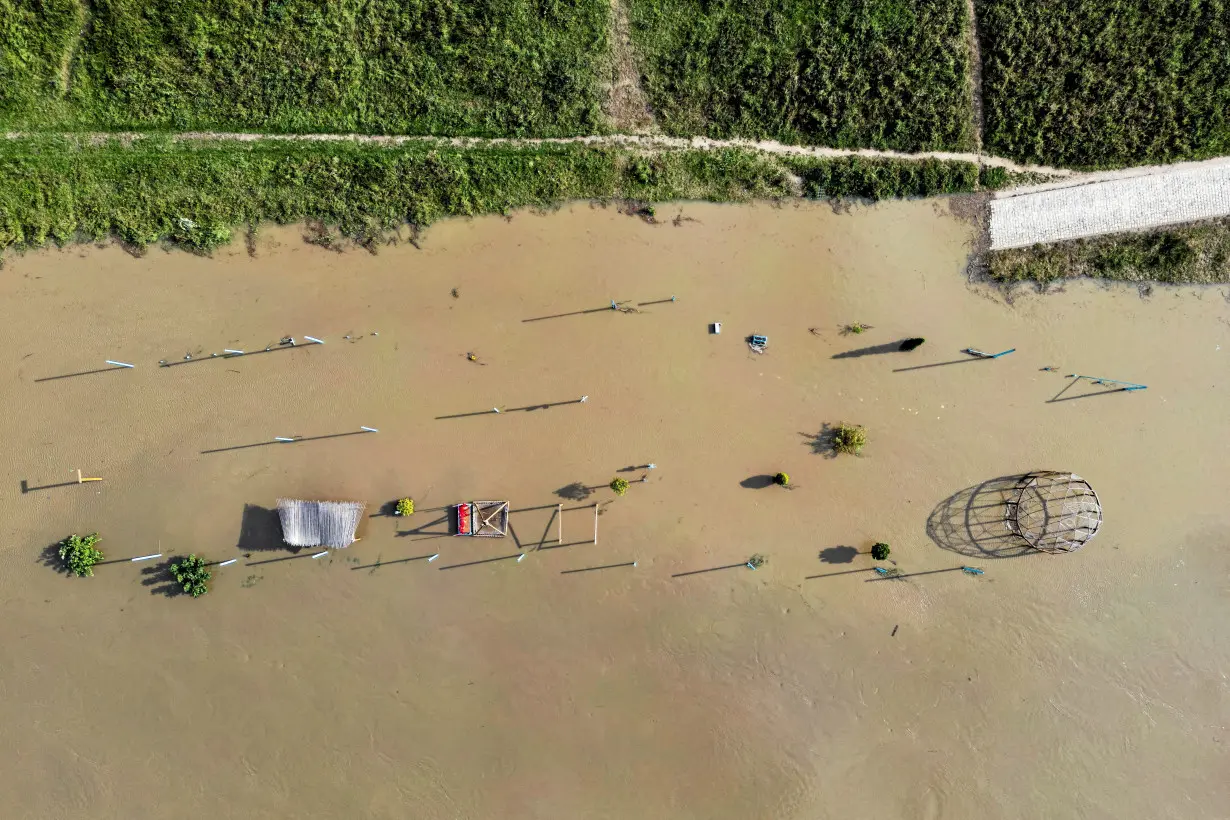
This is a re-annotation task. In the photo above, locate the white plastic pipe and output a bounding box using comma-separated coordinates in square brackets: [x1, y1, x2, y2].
[105, 360, 135, 368]
[130, 553, 162, 562]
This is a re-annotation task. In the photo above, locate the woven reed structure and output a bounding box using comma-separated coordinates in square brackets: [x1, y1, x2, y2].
[277, 499, 366, 548]
[1005, 472, 1102, 553]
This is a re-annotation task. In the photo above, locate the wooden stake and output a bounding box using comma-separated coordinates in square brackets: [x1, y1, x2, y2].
[558, 503, 563, 544]
[593, 503, 599, 545]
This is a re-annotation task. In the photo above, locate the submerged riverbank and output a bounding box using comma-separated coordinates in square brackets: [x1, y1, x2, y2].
[1, 201, 1226, 819]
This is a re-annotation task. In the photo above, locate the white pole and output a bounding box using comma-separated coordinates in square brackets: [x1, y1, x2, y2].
[105, 360, 135, 368]
[427, 553, 440, 562]
[223, 349, 244, 355]
[130, 553, 162, 562]
[593, 504, 598, 545]
[218, 558, 238, 567]
[311, 551, 329, 559]
[517, 553, 526, 562]
[275, 436, 295, 442]
[558, 503, 563, 544]
[304, 336, 325, 345]
[360, 426, 379, 432]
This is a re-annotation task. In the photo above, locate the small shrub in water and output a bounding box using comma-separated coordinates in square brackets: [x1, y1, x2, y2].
[395, 498, 414, 517]
[774, 472, 790, 486]
[833, 423, 867, 455]
[59, 533, 104, 577]
[871, 542, 891, 560]
[746, 553, 767, 569]
[610, 477, 630, 496]
[170, 554, 212, 598]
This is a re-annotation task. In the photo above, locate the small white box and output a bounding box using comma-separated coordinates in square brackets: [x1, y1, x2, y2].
[711, 322, 722, 334]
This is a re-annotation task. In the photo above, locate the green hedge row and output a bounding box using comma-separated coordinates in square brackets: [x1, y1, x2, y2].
[0, 138, 994, 256]
[988, 221, 1230, 285]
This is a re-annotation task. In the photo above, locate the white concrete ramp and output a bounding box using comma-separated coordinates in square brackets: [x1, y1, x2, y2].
[990, 162, 1230, 249]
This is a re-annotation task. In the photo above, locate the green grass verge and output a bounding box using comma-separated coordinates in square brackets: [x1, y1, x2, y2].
[988, 221, 1230, 286]
[978, 0, 1230, 169]
[1, 0, 609, 137]
[0, 0, 82, 119]
[627, 0, 975, 151]
[0, 138, 991, 257]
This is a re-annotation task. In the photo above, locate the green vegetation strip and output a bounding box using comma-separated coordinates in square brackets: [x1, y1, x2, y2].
[977, 0, 1230, 169]
[628, 0, 975, 152]
[1, 0, 609, 137]
[988, 220, 1230, 286]
[0, 138, 999, 256]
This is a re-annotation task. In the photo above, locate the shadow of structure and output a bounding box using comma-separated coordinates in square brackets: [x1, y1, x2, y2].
[21, 477, 81, 494]
[237, 504, 289, 554]
[925, 475, 1035, 559]
[739, 474, 775, 489]
[34, 366, 129, 383]
[395, 513, 453, 538]
[819, 545, 859, 564]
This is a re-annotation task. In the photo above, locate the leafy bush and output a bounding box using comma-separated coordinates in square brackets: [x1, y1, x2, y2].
[832, 423, 867, 455]
[628, 0, 975, 151]
[1, 0, 610, 136]
[395, 498, 414, 517]
[774, 472, 790, 486]
[169, 554, 212, 598]
[978, 0, 1230, 168]
[871, 542, 891, 560]
[610, 477, 630, 496]
[58, 532, 104, 577]
[785, 156, 979, 201]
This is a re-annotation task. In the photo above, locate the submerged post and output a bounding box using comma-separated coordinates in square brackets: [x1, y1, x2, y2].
[131, 553, 162, 562]
[558, 503, 563, 545]
[105, 360, 135, 368]
[593, 504, 599, 545]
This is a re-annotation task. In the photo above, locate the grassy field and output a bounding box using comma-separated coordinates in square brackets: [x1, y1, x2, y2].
[627, 0, 975, 152]
[988, 220, 1230, 286]
[1, 0, 610, 137]
[0, 138, 1000, 257]
[977, 0, 1230, 169]
[0, 0, 82, 122]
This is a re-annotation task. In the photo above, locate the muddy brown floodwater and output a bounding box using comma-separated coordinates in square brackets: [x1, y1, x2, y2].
[0, 200, 1226, 820]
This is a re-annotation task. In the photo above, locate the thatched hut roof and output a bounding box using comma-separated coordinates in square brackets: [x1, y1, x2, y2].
[277, 498, 365, 548]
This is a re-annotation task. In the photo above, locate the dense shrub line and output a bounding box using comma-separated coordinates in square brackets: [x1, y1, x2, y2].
[628, 0, 975, 152]
[988, 220, 1230, 285]
[0, 138, 997, 256]
[977, 0, 1230, 169]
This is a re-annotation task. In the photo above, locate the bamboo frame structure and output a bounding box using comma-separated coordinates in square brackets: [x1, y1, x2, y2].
[1004, 472, 1102, 553]
[277, 499, 366, 548]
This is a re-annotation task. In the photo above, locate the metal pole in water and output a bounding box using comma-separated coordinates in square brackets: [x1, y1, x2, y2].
[105, 360, 135, 368]
[274, 437, 296, 443]
[303, 336, 324, 345]
[360, 426, 379, 433]
[217, 558, 238, 567]
[131, 553, 162, 562]
[311, 551, 329, 559]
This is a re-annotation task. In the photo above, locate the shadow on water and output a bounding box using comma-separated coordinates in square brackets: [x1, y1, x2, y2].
[141, 558, 184, 598]
[799, 424, 844, 459]
[925, 475, 1037, 559]
[237, 504, 290, 554]
[819, 545, 859, 564]
[739, 474, 775, 489]
[34, 366, 129, 383]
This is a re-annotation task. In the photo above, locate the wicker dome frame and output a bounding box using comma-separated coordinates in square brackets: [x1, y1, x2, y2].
[1005, 471, 1102, 553]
